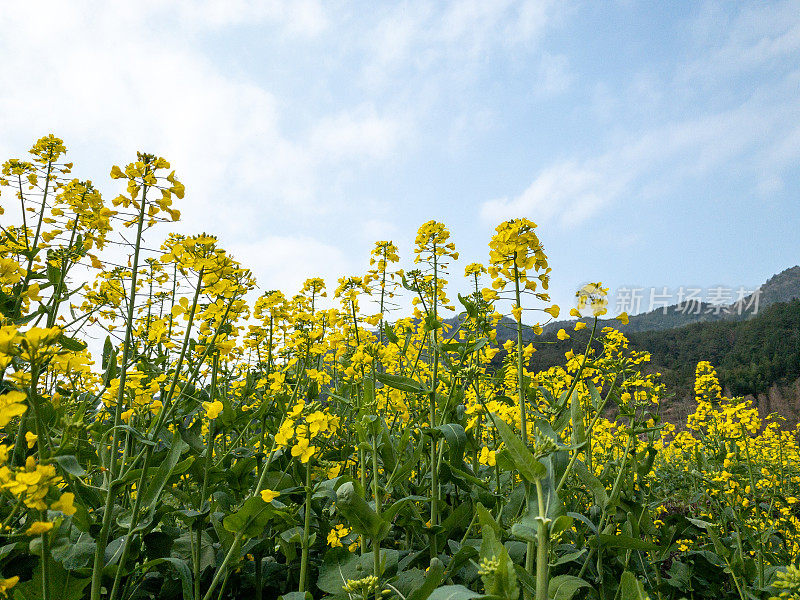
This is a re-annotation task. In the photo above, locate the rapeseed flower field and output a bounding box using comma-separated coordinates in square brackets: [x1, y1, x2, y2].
[0, 136, 799, 600]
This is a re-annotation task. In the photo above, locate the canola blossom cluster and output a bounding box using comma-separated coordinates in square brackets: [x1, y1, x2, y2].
[0, 136, 797, 600]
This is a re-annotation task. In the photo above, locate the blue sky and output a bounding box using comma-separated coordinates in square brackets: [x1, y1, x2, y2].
[1, 0, 799, 316]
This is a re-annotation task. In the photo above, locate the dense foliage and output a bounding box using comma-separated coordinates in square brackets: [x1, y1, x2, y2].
[1, 136, 800, 600]
[521, 301, 800, 403]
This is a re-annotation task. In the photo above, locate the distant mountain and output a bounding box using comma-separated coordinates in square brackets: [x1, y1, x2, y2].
[542, 265, 800, 335]
[444, 266, 800, 346]
[757, 266, 800, 306]
[442, 266, 800, 424]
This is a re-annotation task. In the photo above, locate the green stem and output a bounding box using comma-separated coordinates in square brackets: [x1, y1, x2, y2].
[535, 480, 548, 600]
[372, 432, 382, 599]
[513, 259, 527, 444]
[90, 179, 149, 600]
[299, 461, 312, 593]
[429, 250, 440, 555]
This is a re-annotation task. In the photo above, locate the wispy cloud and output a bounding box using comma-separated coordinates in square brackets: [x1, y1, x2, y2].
[482, 2, 800, 228]
[0, 0, 407, 291]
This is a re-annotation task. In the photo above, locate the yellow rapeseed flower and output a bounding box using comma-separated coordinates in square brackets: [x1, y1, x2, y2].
[260, 489, 279, 503]
[25, 521, 53, 536]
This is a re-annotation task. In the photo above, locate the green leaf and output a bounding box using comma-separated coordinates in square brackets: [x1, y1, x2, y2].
[317, 548, 360, 595]
[492, 415, 545, 482]
[476, 502, 500, 540]
[458, 293, 477, 319]
[430, 423, 467, 463]
[586, 379, 603, 411]
[686, 517, 714, 530]
[510, 520, 538, 543]
[549, 575, 591, 600]
[424, 313, 442, 332]
[53, 454, 86, 477]
[383, 322, 399, 344]
[336, 481, 387, 540]
[407, 558, 445, 600]
[376, 372, 429, 394]
[620, 571, 649, 600]
[636, 446, 657, 477]
[382, 497, 413, 525]
[58, 333, 87, 352]
[143, 531, 175, 560]
[142, 557, 194, 600]
[15, 559, 91, 600]
[591, 534, 660, 551]
[139, 431, 188, 509]
[364, 378, 375, 406]
[447, 544, 479, 579]
[387, 435, 425, 488]
[318, 548, 399, 595]
[513, 564, 536, 597]
[279, 593, 312, 600]
[574, 460, 608, 508]
[46, 263, 61, 285]
[428, 585, 485, 600]
[223, 496, 276, 538]
[550, 514, 574, 538]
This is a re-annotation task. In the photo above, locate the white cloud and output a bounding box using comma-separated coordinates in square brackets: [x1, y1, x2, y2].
[309, 106, 405, 163]
[131, 0, 329, 35]
[482, 88, 800, 227]
[534, 53, 573, 96]
[481, 160, 625, 226]
[229, 235, 349, 296]
[680, 1, 800, 85]
[361, 0, 564, 88]
[482, 2, 800, 229]
[0, 0, 407, 293]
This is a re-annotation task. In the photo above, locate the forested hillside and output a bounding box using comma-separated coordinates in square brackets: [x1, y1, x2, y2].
[524, 299, 800, 418]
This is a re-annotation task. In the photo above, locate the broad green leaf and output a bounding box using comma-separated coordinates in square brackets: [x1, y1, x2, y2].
[102, 335, 113, 369]
[591, 534, 660, 551]
[15, 559, 91, 600]
[636, 446, 657, 477]
[279, 593, 312, 600]
[480, 544, 518, 600]
[513, 564, 536, 597]
[58, 333, 87, 352]
[46, 263, 61, 285]
[139, 431, 188, 509]
[143, 558, 195, 600]
[407, 558, 445, 600]
[491, 415, 545, 482]
[318, 548, 400, 595]
[336, 481, 387, 540]
[382, 496, 413, 525]
[574, 460, 608, 508]
[428, 585, 485, 600]
[364, 378, 375, 405]
[53, 454, 86, 477]
[317, 549, 359, 595]
[223, 497, 276, 538]
[376, 372, 429, 394]
[620, 571, 649, 600]
[143, 531, 174, 560]
[686, 517, 714, 530]
[550, 514, 574, 538]
[549, 575, 591, 600]
[458, 293, 477, 319]
[446, 544, 479, 579]
[383, 322, 399, 344]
